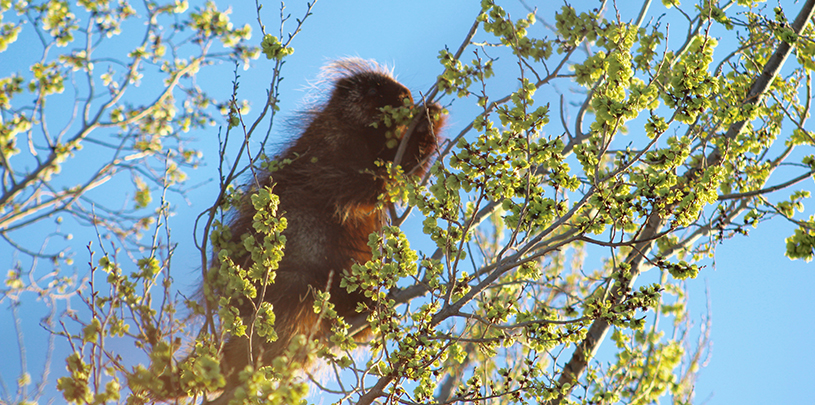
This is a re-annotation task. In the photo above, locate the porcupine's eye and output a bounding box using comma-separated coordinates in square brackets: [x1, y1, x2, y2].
[366, 83, 379, 97]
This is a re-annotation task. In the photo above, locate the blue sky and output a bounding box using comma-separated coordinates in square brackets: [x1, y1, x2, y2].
[1, 0, 814, 404]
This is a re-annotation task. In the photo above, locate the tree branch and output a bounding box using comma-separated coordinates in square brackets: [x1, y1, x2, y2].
[548, 1, 815, 402]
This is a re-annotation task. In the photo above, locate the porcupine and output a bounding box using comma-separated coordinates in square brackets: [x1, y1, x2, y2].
[202, 59, 444, 404]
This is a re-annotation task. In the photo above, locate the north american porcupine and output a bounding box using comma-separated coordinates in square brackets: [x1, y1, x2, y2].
[196, 59, 444, 404]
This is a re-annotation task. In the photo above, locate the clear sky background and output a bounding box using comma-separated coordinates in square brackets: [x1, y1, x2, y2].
[1, 0, 813, 404]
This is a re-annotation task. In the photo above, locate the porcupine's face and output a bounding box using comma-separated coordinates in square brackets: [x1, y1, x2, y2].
[332, 72, 415, 160]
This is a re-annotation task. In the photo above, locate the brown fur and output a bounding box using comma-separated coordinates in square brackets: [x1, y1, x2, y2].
[205, 59, 444, 403]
